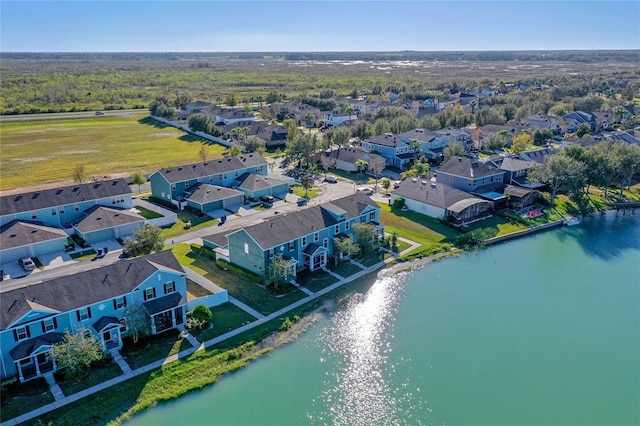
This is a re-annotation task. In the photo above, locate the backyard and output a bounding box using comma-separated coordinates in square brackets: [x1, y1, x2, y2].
[192, 302, 257, 342]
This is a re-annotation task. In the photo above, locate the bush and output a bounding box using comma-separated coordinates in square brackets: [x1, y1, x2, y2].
[191, 304, 212, 323]
[216, 259, 264, 284]
[393, 197, 405, 209]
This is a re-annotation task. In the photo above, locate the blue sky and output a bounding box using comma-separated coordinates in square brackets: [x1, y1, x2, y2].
[2, 1, 639, 52]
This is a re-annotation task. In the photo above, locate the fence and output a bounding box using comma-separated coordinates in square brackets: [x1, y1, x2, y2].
[187, 293, 229, 311]
[150, 115, 236, 148]
[133, 199, 177, 227]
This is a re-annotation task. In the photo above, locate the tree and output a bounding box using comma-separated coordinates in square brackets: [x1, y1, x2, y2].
[225, 93, 238, 107]
[443, 140, 465, 160]
[122, 224, 164, 257]
[527, 155, 586, 203]
[512, 132, 532, 154]
[283, 118, 299, 143]
[353, 223, 375, 254]
[188, 113, 212, 132]
[198, 145, 210, 162]
[470, 100, 477, 113]
[332, 126, 351, 149]
[613, 106, 627, 123]
[305, 112, 314, 131]
[268, 254, 296, 287]
[332, 235, 360, 265]
[245, 136, 266, 154]
[123, 302, 151, 344]
[130, 172, 145, 194]
[187, 304, 212, 331]
[73, 164, 86, 183]
[173, 93, 193, 110]
[50, 328, 104, 380]
[533, 128, 553, 145]
[381, 178, 391, 194]
[610, 142, 640, 193]
[300, 173, 314, 197]
[485, 130, 510, 152]
[227, 145, 242, 156]
[351, 120, 373, 141]
[345, 105, 354, 125]
[409, 139, 421, 163]
[354, 159, 369, 175]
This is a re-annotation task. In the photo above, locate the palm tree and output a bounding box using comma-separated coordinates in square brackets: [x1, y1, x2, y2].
[613, 106, 626, 124]
[409, 139, 421, 164]
[470, 100, 477, 114]
[345, 105, 354, 126]
[354, 159, 369, 176]
[305, 112, 314, 133]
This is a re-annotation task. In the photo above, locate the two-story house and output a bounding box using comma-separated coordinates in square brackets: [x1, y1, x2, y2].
[218, 120, 288, 147]
[524, 113, 560, 133]
[149, 154, 270, 208]
[435, 128, 472, 151]
[435, 156, 504, 192]
[320, 147, 387, 174]
[200, 106, 256, 125]
[397, 129, 450, 160]
[0, 251, 188, 382]
[203, 193, 382, 278]
[323, 111, 355, 128]
[361, 133, 415, 170]
[563, 111, 597, 133]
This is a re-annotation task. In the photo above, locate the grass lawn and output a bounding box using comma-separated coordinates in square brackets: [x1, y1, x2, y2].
[69, 249, 97, 261]
[0, 378, 54, 423]
[464, 215, 528, 240]
[187, 278, 212, 299]
[328, 261, 363, 278]
[0, 115, 227, 191]
[157, 208, 216, 240]
[55, 361, 123, 396]
[192, 302, 257, 342]
[291, 184, 322, 199]
[357, 250, 391, 267]
[172, 244, 307, 315]
[121, 329, 193, 371]
[296, 269, 340, 293]
[326, 168, 375, 184]
[134, 206, 163, 219]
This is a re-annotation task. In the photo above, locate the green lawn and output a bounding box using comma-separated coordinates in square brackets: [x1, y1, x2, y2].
[0, 378, 54, 423]
[192, 302, 257, 342]
[291, 184, 322, 199]
[328, 261, 363, 278]
[464, 215, 528, 240]
[296, 270, 340, 293]
[134, 206, 163, 220]
[0, 115, 228, 191]
[325, 168, 374, 184]
[155, 207, 217, 239]
[172, 244, 307, 315]
[69, 249, 97, 261]
[121, 329, 193, 371]
[55, 361, 123, 396]
[357, 250, 391, 267]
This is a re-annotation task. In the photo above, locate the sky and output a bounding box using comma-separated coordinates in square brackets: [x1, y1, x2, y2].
[1, 1, 639, 52]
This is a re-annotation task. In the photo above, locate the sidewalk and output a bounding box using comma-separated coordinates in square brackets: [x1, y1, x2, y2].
[2, 237, 420, 426]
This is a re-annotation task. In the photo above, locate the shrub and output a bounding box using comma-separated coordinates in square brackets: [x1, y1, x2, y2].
[216, 259, 263, 284]
[191, 304, 212, 323]
[393, 197, 405, 209]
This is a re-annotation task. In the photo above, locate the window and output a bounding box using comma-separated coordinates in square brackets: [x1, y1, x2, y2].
[323, 238, 328, 249]
[77, 307, 92, 321]
[114, 297, 127, 310]
[360, 215, 366, 223]
[59, 207, 64, 214]
[51, 209, 56, 216]
[288, 241, 295, 251]
[144, 288, 156, 301]
[334, 225, 339, 235]
[468, 180, 473, 186]
[171, 185, 176, 191]
[74, 203, 79, 211]
[345, 221, 350, 230]
[119, 318, 127, 332]
[32, 213, 37, 219]
[14, 326, 30, 342]
[369, 212, 375, 221]
[314, 232, 319, 242]
[164, 282, 176, 294]
[244, 243, 249, 254]
[302, 236, 307, 246]
[268, 249, 274, 259]
[42, 318, 57, 333]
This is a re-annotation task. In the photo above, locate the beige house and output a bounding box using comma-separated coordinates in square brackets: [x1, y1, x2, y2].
[321, 147, 386, 174]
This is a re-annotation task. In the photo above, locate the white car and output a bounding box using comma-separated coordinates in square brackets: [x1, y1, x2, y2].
[19, 257, 36, 271]
[325, 175, 338, 183]
[356, 187, 373, 195]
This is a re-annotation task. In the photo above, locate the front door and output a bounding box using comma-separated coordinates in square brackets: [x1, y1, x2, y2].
[103, 329, 113, 343]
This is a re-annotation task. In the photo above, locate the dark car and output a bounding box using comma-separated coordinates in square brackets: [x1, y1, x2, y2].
[297, 197, 309, 206]
[0, 269, 4, 281]
[260, 195, 275, 204]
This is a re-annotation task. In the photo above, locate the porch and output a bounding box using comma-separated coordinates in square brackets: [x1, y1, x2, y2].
[92, 316, 124, 351]
[9, 332, 64, 382]
[302, 244, 328, 272]
[143, 293, 186, 334]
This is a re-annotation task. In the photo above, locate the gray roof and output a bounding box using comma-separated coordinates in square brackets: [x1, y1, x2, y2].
[1, 221, 67, 250]
[153, 154, 267, 184]
[185, 183, 244, 205]
[92, 316, 120, 333]
[74, 206, 144, 233]
[397, 128, 439, 142]
[500, 157, 535, 172]
[323, 147, 386, 165]
[437, 156, 503, 179]
[504, 185, 537, 198]
[143, 293, 185, 315]
[218, 121, 288, 144]
[364, 133, 405, 148]
[212, 193, 378, 250]
[447, 198, 493, 213]
[1, 251, 184, 330]
[394, 177, 478, 209]
[234, 173, 289, 192]
[518, 148, 554, 164]
[435, 128, 470, 138]
[10, 332, 64, 361]
[0, 179, 131, 216]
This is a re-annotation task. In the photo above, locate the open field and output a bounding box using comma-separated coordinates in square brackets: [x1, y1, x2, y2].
[0, 115, 227, 192]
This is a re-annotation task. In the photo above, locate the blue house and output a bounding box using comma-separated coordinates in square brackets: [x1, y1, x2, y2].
[361, 133, 415, 169]
[397, 129, 450, 160]
[0, 251, 188, 382]
[149, 154, 269, 209]
[203, 193, 382, 278]
[436, 156, 504, 192]
[0, 179, 132, 228]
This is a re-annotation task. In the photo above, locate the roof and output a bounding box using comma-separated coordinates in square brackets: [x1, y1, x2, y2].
[9, 332, 65, 361]
[1, 251, 184, 330]
[0, 220, 67, 250]
[364, 133, 405, 148]
[447, 198, 493, 213]
[153, 154, 267, 184]
[92, 316, 120, 333]
[217, 121, 288, 144]
[143, 292, 185, 315]
[504, 185, 537, 198]
[302, 243, 326, 256]
[397, 128, 439, 142]
[74, 206, 144, 233]
[394, 176, 478, 210]
[212, 193, 378, 250]
[0, 179, 131, 216]
[185, 183, 244, 205]
[437, 156, 503, 179]
[500, 157, 535, 172]
[323, 147, 386, 165]
[233, 173, 289, 192]
[435, 128, 470, 138]
[518, 148, 554, 164]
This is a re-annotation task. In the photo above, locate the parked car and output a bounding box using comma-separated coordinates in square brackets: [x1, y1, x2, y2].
[297, 197, 309, 206]
[19, 257, 36, 271]
[356, 187, 373, 195]
[95, 111, 105, 115]
[325, 175, 338, 183]
[393, 180, 402, 189]
[259, 195, 275, 204]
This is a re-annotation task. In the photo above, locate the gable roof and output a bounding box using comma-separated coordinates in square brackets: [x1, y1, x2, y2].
[397, 128, 440, 143]
[153, 154, 267, 184]
[217, 193, 378, 250]
[518, 148, 554, 163]
[499, 157, 535, 172]
[437, 156, 503, 179]
[323, 147, 386, 165]
[74, 206, 144, 233]
[394, 177, 478, 209]
[364, 133, 406, 148]
[1, 251, 183, 330]
[10, 332, 65, 361]
[0, 179, 131, 216]
[234, 173, 289, 192]
[185, 183, 244, 205]
[1, 220, 67, 250]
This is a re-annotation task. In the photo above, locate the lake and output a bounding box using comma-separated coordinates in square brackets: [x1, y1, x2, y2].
[127, 212, 640, 426]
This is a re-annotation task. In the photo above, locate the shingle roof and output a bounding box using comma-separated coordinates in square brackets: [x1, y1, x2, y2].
[500, 157, 535, 172]
[233, 173, 289, 192]
[185, 183, 244, 205]
[397, 128, 439, 142]
[323, 147, 386, 165]
[364, 133, 404, 148]
[394, 177, 478, 209]
[9, 332, 65, 361]
[0, 179, 131, 216]
[153, 154, 267, 184]
[1, 221, 67, 250]
[92, 316, 119, 333]
[1, 251, 183, 330]
[142, 293, 185, 315]
[74, 206, 144, 233]
[437, 156, 503, 179]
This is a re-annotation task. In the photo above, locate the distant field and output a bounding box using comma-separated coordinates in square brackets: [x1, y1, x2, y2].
[0, 114, 227, 192]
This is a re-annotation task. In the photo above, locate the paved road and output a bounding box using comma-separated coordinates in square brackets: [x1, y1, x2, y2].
[0, 109, 146, 122]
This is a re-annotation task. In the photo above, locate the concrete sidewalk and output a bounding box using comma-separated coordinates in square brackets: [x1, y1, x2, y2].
[2, 236, 420, 426]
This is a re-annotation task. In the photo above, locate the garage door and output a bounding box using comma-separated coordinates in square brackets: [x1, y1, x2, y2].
[0, 246, 30, 264]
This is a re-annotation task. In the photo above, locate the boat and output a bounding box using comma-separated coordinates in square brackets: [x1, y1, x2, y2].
[564, 216, 580, 226]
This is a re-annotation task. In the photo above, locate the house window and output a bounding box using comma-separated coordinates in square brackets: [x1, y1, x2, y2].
[314, 232, 319, 242]
[268, 249, 274, 259]
[51, 209, 56, 216]
[369, 212, 375, 221]
[360, 215, 366, 223]
[468, 180, 473, 186]
[323, 238, 328, 249]
[14, 326, 30, 342]
[345, 221, 350, 230]
[42, 318, 56, 333]
[59, 207, 65, 214]
[114, 296, 127, 310]
[83, 329, 92, 339]
[302, 236, 307, 246]
[77, 307, 91, 321]
[334, 225, 339, 234]
[144, 288, 156, 301]
[288, 241, 295, 251]
[32, 213, 37, 219]
[119, 318, 127, 332]
[164, 282, 176, 294]
[244, 243, 249, 254]
[171, 185, 176, 191]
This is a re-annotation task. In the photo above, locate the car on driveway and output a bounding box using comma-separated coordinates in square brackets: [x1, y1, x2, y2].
[356, 187, 373, 195]
[325, 175, 338, 183]
[259, 195, 275, 204]
[19, 257, 36, 271]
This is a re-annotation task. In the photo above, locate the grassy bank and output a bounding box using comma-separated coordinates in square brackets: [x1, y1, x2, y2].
[0, 115, 226, 191]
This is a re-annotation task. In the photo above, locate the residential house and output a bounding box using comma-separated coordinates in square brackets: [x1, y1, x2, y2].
[524, 113, 560, 132]
[503, 185, 539, 207]
[218, 120, 288, 147]
[435, 156, 504, 192]
[0, 251, 192, 382]
[182, 183, 245, 214]
[324, 111, 355, 127]
[203, 193, 382, 277]
[608, 129, 640, 145]
[361, 133, 415, 170]
[200, 106, 256, 125]
[518, 147, 554, 164]
[73, 206, 145, 245]
[0, 179, 133, 228]
[563, 111, 597, 133]
[320, 147, 387, 174]
[276, 101, 322, 126]
[435, 128, 472, 151]
[492, 156, 538, 187]
[0, 221, 68, 263]
[149, 154, 269, 208]
[391, 176, 493, 225]
[232, 173, 290, 201]
[185, 101, 213, 113]
[591, 109, 614, 130]
[397, 128, 450, 160]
